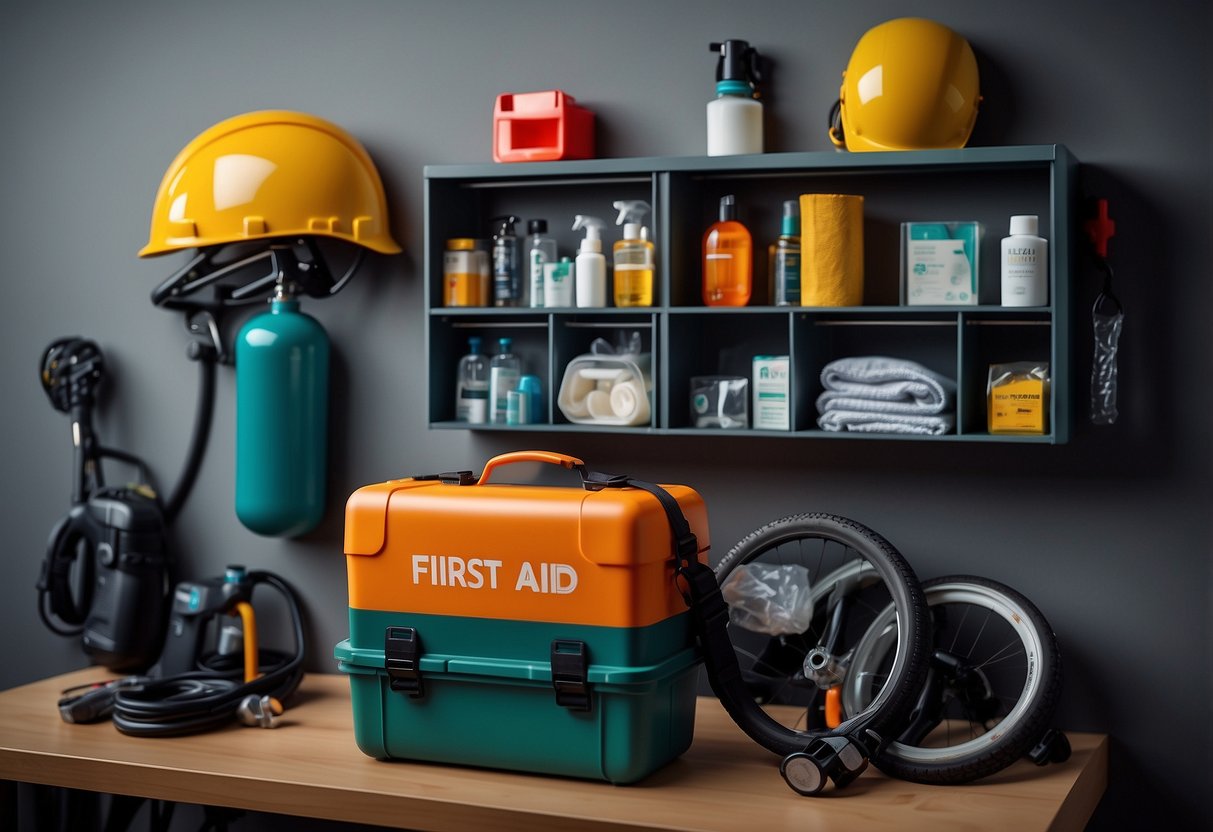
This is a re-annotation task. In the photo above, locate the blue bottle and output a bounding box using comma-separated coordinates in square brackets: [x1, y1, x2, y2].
[235, 290, 329, 537]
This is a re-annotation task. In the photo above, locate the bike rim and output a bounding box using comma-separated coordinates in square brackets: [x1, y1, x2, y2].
[845, 580, 1046, 763]
[720, 535, 906, 733]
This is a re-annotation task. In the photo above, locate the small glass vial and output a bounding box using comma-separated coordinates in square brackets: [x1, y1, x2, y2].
[768, 200, 801, 306]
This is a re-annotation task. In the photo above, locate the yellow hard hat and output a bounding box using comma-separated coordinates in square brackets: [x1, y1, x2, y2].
[829, 18, 981, 152]
[139, 110, 401, 257]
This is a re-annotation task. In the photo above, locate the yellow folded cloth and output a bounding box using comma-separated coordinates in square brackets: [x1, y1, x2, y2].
[799, 194, 864, 306]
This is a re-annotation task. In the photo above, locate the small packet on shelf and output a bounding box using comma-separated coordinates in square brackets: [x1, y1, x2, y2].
[987, 362, 1050, 435]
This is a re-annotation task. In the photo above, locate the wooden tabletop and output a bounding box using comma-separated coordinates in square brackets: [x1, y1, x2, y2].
[0, 669, 1106, 831]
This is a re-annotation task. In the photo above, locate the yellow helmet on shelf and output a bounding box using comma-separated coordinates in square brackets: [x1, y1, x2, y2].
[139, 110, 401, 257]
[829, 18, 981, 153]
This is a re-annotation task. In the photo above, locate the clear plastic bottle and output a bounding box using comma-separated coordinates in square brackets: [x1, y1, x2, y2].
[767, 200, 800, 306]
[526, 219, 557, 308]
[703, 195, 752, 306]
[455, 336, 489, 424]
[489, 336, 522, 424]
[612, 200, 655, 307]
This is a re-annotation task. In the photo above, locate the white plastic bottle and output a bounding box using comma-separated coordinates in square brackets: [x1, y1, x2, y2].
[526, 219, 557, 308]
[1001, 215, 1048, 307]
[543, 257, 575, 307]
[573, 215, 607, 307]
[707, 40, 764, 156]
[489, 336, 521, 424]
[454, 336, 489, 424]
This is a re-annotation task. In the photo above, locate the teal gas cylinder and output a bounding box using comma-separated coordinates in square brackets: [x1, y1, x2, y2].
[235, 295, 329, 537]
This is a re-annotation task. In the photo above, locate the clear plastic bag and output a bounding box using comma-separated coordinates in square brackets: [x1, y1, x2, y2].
[720, 562, 814, 635]
[1090, 304, 1123, 425]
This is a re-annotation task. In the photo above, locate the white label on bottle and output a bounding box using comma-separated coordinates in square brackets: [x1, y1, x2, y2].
[490, 367, 520, 422]
[529, 250, 546, 308]
[456, 384, 488, 423]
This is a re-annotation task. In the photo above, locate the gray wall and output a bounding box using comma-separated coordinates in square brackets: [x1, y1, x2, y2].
[2, 1, 1209, 828]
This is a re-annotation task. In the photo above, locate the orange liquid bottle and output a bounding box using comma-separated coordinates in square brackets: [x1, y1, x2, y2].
[702, 194, 752, 306]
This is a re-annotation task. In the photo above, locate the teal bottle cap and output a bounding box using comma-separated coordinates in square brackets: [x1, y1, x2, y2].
[716, 79, 753, 97]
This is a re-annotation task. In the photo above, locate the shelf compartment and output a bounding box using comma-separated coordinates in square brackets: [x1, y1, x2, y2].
[798, 312, 961, 436]
[666, 167, 1050, 308]
[960, 314, 1054, 440]
[664, 311, 793, 431]
[427, 175, 659, 309]
[429, 314, 549, 425]
[551, 314, 658, 429]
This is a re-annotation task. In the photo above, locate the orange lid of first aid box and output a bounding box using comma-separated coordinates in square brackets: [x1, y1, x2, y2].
[493, 90, 594, 163]
[344, 452, 708, 629]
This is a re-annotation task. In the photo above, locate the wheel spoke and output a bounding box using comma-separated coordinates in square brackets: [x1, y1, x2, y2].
[966, 609, 994, 658]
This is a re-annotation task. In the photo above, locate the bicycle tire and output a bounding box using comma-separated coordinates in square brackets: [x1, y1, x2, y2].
[713, 513, 930, 757]
[844, 574, 1063, 784]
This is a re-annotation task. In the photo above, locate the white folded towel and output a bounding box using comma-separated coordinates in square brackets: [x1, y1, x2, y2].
[817, 409, 956, 435]
[817, 356, 955, 415]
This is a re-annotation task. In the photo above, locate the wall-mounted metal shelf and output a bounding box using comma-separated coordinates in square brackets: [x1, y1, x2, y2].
[425, 145, 1076, 443]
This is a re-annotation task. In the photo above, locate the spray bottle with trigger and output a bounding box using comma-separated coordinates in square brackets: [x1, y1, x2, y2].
[707, 39, 764, 156]
[234, 274, 330, 537]
[573, 215, 607, 307]
[612, 200, 655, 307]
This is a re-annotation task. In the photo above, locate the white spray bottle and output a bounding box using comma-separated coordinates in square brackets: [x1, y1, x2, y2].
[573, 215, 607, 307]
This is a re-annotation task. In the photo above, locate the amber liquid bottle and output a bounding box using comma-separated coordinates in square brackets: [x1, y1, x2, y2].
[702, 194, 752, 306]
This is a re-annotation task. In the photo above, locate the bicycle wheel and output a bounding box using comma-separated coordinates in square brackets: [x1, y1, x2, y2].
[843, 574, 1064, 784]
[712, 514, 930, 764]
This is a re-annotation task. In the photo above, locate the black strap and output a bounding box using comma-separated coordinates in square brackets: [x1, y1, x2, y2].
[621, 478, 748, 713]
[624, 476, 861, 758]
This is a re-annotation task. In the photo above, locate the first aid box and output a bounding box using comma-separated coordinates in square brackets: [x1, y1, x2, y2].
[334, 451, 710, 783]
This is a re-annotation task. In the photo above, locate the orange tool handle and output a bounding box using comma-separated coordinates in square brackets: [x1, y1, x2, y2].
[232, 601, 259, 683]
[825, 686, 843, 729]
[478, 451, 586, 486]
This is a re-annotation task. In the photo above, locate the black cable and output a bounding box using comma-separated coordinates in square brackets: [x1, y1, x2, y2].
[37, 510, 93, 636]
[162, 355, 216, 524]
[110, 572, 305, 737]
[96, 446, 156, 492]
[326, 247, 365, 296]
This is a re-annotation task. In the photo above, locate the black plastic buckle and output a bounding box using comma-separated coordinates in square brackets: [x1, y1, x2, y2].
[581, 470, 629, 492]
[551, 640, 590, 712]
[409, 470, 476, 485]
[385, 626, 424, 698]
[675, 531, 700, 564]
